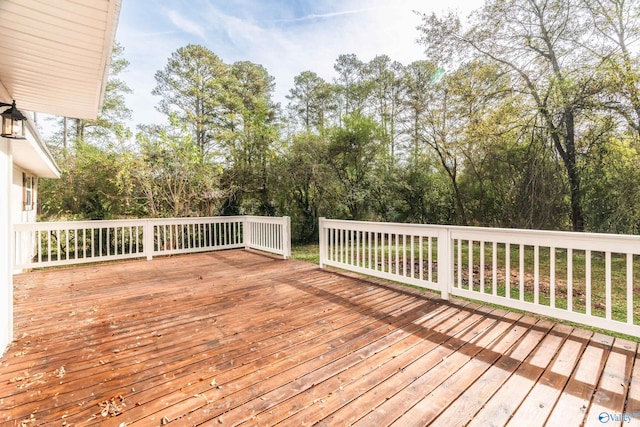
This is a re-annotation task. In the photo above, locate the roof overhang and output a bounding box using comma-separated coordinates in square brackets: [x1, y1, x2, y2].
[0, 0, 122, 120]
[12, 116, 61, 179]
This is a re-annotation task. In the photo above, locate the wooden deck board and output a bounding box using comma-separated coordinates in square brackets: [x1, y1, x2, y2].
[1, 249, 639, 426]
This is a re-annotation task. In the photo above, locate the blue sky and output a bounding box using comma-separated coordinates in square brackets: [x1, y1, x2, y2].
[114, 0, 483, 129]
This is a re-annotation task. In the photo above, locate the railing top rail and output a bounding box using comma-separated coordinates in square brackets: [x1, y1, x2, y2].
[14, 218, 150, 230]
[321, 218, 640, 252]
[244, 215, 289, 224]
[320, 218, 448, 235]
[14, 216, 250, 231]
[150, 216, 246, 225]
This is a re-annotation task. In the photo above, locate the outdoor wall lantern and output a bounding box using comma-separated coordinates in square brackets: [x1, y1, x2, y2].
[0, 100, 27, 139]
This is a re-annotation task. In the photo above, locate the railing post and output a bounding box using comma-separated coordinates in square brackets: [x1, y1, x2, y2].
[282, 216, 291, 259]
[319, 217, 326, 269]
[144, 219, 154, 260]
[243, 216, 250, 250]
[437, 228, 452, 300]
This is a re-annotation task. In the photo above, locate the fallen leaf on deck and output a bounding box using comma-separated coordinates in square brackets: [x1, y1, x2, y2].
[98, 395, 126, 417]
[18, 413, 36, 426]
[54, 366, 66, 378]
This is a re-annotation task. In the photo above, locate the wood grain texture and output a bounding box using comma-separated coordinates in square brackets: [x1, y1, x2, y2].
[0, 250, 637, 426]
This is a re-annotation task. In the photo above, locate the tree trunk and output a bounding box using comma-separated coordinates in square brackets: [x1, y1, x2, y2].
[563, 112, 584, 231]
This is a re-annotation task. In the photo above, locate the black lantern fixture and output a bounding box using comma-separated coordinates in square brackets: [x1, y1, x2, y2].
[0, 100, 27, 139]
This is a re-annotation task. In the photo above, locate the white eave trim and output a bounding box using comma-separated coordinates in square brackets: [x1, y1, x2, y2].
[10, 115, 60, 179]
[0, 0, 122, 120]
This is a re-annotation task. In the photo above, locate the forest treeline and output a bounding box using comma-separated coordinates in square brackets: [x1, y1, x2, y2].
[40, 0, 640, 242]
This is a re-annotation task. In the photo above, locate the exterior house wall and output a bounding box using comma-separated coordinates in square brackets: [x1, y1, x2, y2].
[1, 138, 14, 354]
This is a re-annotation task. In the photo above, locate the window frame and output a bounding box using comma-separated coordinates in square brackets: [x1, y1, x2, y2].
[23, 173, 34, 211]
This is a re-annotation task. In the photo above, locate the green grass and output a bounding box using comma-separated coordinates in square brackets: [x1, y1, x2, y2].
[291, 243, 320, 265]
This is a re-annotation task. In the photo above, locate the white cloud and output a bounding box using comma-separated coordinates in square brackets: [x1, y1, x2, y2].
[273, 8, 374, 23]
[166, 10, 207, 40]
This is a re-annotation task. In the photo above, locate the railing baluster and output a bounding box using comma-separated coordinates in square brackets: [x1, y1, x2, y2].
[480, 241, 485, 294]
[410, 235, 415, 279]
[627, 253, 633, 325]
[505, 243, 510, 298]
[492, 242, 498, 296]
[586, 250, 591, 316]
[356, 230, 360, 267]
[468, 240, 473, 291]
[73, 228, 77, 260]
[56, 229, 61, 262]
[567, 248, 573, 312]
[380, 233, 385, 272]
[395, 234, 400, 276]
[367, 232, 372, 269]
[428, 236, 433, 283]
[419, 236, 425, 282]
[65, 228, 69, 260]
[605, 251, 612, 320]
[350, 229, 354, 266]
[371, 232, 376, 270]
[534, 245, 539, 305]
[550, 247, 555, 308]
[456, 238, 461, 288]
[388, 233, 392, 274]
[518, 244, 524, 301]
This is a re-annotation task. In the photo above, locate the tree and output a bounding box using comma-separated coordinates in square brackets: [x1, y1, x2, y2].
[583, 131, 640, 233]
[39, 139, 140, 220]
[220, 61, 279, 215]
[286, 71, 335, 133]
[152, 44, 229, 154]
[364, 55, 405, 159]
[333, 54, 370, 120]
[135, 119, 222, 217]
[401, 60, 441, 165]
[327, 112, 383, 219]
[584, 0, 640, 134]
[419, 0, 604, 231]
[273, 133, 333, 242]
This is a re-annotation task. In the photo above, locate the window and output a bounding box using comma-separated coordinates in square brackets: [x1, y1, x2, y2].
[23, 173, 34, 211]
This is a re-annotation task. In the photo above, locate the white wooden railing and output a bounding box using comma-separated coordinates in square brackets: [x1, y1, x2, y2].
[14, 215, 290, 270]
[319, 218, 640, 337]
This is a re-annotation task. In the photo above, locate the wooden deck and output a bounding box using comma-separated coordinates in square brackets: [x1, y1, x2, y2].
[1, 250, 639, 427]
